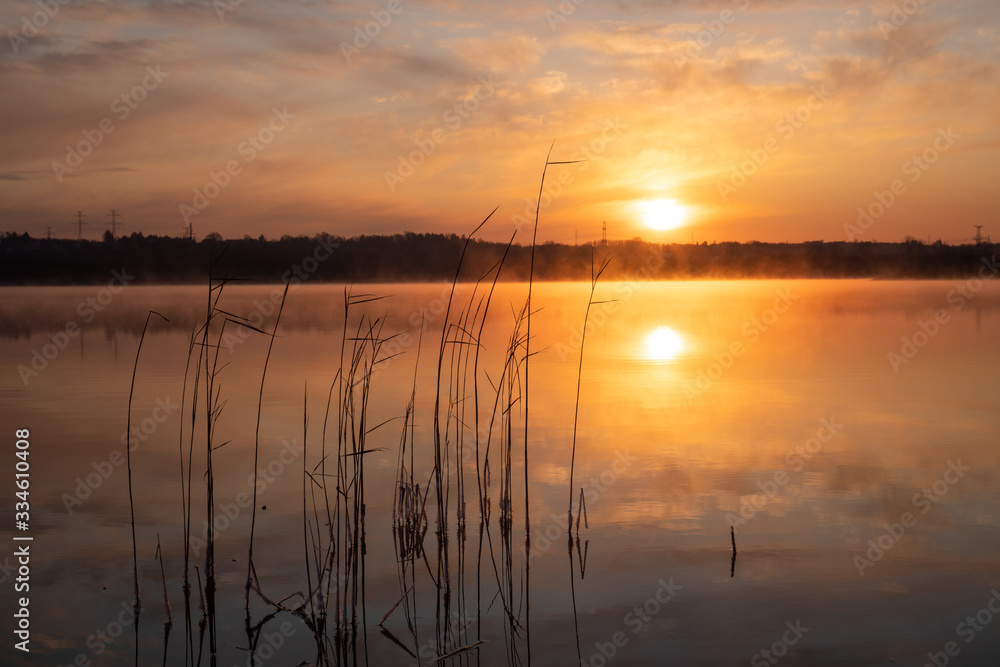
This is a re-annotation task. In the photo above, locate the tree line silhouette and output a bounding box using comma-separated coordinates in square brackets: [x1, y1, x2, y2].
[0, 231, 994, 284]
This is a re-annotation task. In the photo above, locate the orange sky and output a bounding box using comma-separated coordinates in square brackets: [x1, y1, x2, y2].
[1, 0, 998, 243]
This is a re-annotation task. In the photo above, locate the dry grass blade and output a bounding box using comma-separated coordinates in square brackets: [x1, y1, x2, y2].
[378, 585, 414, 625]
[246, 280, 289, 610]
[155, 533, 172, 622]
[433, 640, 486, 662]
[126, 309, 169, 607]
[568, 252, 611, 531]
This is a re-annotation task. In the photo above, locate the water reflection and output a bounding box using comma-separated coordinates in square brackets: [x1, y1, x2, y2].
[4, 281, 1000, 666]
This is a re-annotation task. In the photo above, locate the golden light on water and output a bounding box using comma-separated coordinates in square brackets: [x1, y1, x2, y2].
[638, 198, 689, 231]
[645, 326, 685, 362]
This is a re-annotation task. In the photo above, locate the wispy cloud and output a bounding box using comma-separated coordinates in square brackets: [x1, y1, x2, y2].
[0, 0, 997, 242]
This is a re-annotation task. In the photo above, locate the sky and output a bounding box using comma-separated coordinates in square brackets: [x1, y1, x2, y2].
[1, 0, 998, 244]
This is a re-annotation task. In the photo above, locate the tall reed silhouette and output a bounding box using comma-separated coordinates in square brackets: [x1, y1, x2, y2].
[126, 308, 168, 608]
[568, 253, 612, 530]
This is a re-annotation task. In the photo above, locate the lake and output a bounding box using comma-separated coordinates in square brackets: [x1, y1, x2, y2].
[2, 279, 999, 666]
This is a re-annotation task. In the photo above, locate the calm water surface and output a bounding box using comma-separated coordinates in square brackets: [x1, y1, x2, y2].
[1, 280, 999, 666]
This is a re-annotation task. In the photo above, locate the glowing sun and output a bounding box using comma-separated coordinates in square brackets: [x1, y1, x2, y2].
[645, 326, 685, 362]
[639, 198, 688, 231]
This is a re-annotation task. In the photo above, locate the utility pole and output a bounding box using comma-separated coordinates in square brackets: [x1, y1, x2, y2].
[972, 225, 990, 245]
[46, 226, 52, 240]
[108, 209, 122, 239]
[601, 221, 607, 247]
[74, 211, 87, 240]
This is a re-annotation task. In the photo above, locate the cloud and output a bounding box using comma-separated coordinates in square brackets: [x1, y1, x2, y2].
[437, 30, 545, 73]
[0, 0, 996, 241]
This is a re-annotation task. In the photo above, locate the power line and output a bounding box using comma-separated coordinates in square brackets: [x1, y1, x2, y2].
[946, 226, 991, 246]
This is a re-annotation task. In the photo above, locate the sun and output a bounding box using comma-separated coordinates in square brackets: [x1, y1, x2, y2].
[639, 198, 688, 231]
[645, 326, 685, 362]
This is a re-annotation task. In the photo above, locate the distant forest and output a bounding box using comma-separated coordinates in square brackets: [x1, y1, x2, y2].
[0, 231, 996, 285]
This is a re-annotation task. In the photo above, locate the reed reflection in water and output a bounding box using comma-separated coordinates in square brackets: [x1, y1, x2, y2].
[1, 279, 1000, 665]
